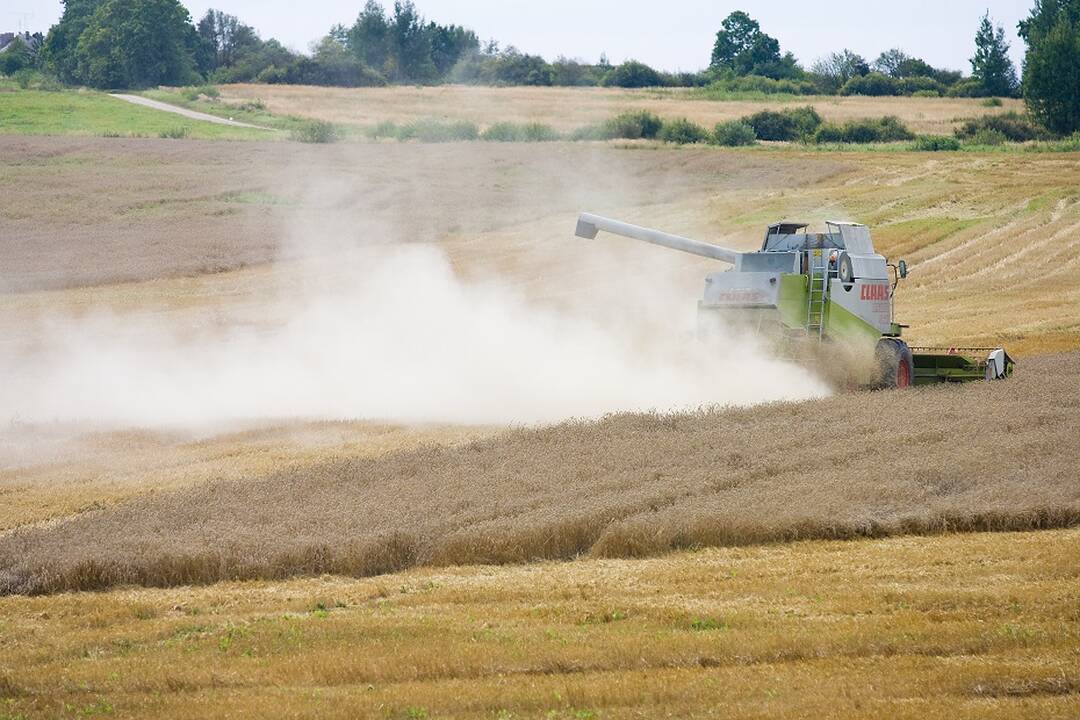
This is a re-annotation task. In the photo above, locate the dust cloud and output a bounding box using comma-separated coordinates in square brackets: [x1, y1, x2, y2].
[2, 150, 830, 430]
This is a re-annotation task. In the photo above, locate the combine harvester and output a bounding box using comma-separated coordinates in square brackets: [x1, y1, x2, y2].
[576, 213, 1013, 388]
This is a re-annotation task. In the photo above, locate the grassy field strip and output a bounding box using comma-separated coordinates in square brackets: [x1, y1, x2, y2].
[0, 89, 277, 140]
[0, 528, 1076, 718]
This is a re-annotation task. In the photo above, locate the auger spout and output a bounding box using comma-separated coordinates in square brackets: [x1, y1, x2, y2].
[575, 213, 741, 264]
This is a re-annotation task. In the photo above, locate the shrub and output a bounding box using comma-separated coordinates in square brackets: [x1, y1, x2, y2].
[158, 127, 188, 139]
[954, 112, 1050, 142]
[812, 116, 914, 144]
[397, 119, 478, 142]
[181, 85, 220, 102]
[480, 122, 523, 141]
[899, 76, 945, 96]
[912, 89, 941, 98]
[813, 124, 845, 143]
[480, 122, 559, 142]
[521, 122, 560, 142]
[982, 97, 1004, 107]
[568, 124, 607, 141]
[602, 60, 665, 88]
[365, 121, 398, 139]
[840, 72, 901, 96]
[700, 74, 819, 96]
[602, 110, 664, 140]
[947, 78, 984, 98]
[290, 120, 339, 144]
[743, 106, 822, 141]
[657, 118, 710, 144]
[966, 128, 1008, 146]
[875, 115, 916, 141]
[712, 120, 757, 146]
[912, 135, 962, 151]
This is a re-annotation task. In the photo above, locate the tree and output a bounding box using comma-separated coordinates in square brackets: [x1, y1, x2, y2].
[347, 0, 392, 72]
[41, 0, 105, 82]
[196, 9, 261, 75]
[711, 11, 761, 68]
[0, 36, 34, 74]
[811, 49, 869, 92]
[710, 11, 795, 78]
[73, 0, 199, 88]
[602, 60, 664, 88]
[971, 12, 1019, 96]
[873, 48, 911, 77]
[1019, 0, 1080, 134]
[390, 1, 436, 81]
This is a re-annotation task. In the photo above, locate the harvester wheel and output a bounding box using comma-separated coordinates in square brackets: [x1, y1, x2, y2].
[876, 338, 914, 389]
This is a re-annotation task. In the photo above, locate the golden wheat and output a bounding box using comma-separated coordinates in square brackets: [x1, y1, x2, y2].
[2, 351, 1077, 595]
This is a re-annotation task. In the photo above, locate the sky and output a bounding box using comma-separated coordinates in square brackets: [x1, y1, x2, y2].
[9, 0, 1032, 73]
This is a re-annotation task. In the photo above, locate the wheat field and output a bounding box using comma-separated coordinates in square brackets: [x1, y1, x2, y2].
[2, 350, 1077, 595]
[1, 528, 1077, 718]
[217, 83, 1025, 136]
[2, 123, 1079, 717]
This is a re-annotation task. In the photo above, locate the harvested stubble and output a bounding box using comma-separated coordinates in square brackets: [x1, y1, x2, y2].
[2, 352, 1078, 595]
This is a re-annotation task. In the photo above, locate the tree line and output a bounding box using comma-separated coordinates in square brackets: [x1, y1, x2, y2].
[2, 0, 1078, 134]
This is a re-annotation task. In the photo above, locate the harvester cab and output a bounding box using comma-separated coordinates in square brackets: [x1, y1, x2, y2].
[575, 213, 1013, 389]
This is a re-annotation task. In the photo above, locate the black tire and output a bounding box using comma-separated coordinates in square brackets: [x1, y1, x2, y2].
[875, 338, 914, 389]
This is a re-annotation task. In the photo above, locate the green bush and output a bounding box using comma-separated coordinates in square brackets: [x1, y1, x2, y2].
[812, 116, 914, 144]
[743, 106, 822, 141]
[290, 120, 339, 144]
[981, 97, 1004, 107]
[912, 89, 941, 98]
[912, 135, 962, 151]
[158, 126, 188, 139]
[946, 78, 984, 98]
[700, 74, 819, 96]
[966, 128, 1008, 146]
[602, 60, 665, 88]
[366, 121, 398, 139]
[480, 122, 559, 142]
[602, 110, 664, 139]
[840, 72, 901, 96]
[813, 124, 845, 143]
[396, 119, 479, 142]
[954, 112, 1050, 142]
[899, 76, 945, 95]
[181, 85, 220, 102]
[521, 122, 560, 142]
[568, 124, 607, 141]
[712, 120, 757, 146]
[657, 118, 710, 144]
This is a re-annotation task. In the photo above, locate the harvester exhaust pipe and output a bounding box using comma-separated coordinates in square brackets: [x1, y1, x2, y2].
[576, 213, 740, 264]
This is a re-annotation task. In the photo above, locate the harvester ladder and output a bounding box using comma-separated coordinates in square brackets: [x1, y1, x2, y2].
[806, 253, 829, 339]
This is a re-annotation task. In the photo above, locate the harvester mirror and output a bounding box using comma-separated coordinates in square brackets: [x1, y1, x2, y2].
[898, 260, 908, 279]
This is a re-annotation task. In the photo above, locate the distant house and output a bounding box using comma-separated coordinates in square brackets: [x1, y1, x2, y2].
[0, 31, 41, 54]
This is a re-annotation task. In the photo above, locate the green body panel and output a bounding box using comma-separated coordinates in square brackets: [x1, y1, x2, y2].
[822, 295, 883, 348]
[776, 273, 808, 328]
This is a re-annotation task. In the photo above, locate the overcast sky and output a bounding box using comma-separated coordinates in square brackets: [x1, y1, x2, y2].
[10, 0, 1032, 73]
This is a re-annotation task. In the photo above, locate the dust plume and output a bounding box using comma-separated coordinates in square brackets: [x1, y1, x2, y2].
[3, 243, 825, 428]
[1, 144, 829, 429]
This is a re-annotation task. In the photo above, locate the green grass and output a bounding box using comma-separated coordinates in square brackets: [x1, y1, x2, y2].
[0, 87, 277, 140]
